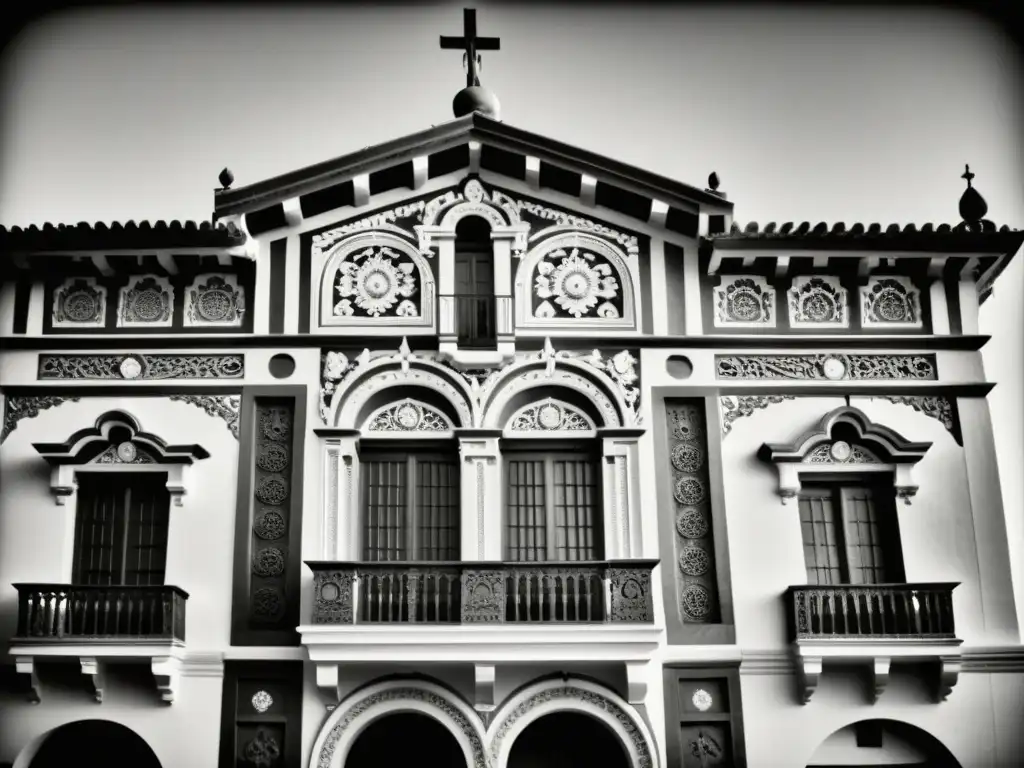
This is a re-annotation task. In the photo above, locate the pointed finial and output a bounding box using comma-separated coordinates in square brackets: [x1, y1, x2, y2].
[708, 172, 720, 191]
[958, 164, 987, 223]
[218, 168, 234, 189]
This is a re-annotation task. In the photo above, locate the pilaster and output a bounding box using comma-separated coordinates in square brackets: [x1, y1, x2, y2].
[322, 432, 361, 560]
[682, 242, 703, 335]
[253, 236, 272, 335]
[27, 281, 45, 335]
[958, 279, 980, 335]
[457, 430, 503, 560]
[600, 428, 645, 559]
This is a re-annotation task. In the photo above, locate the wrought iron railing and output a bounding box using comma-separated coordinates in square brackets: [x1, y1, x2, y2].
[786, 583, 958, 641]
[13, 583, 189, 642]
[307, 560, 658, 625]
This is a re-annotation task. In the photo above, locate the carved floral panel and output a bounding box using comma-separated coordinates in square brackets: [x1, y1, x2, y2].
[787, 275, 849, 328]
[861, 276, 922, 328]
[533, 246, 622, 319]
[667, 400, 720, 624]
[117, 274, 174, 327]
[365, 399, 452, 433]
[713, 275, 776, 328]
[507, 398, 594, 434]
[52, 277, 107, 329]
[184, 273, 245, 327]
[334, 245, 421, 319]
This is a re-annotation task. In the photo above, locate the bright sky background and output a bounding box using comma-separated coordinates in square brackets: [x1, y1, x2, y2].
[2, 3, 1021, 623]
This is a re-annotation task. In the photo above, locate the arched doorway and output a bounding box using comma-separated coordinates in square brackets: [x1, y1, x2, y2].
[807, 719, 962, 767]
[27, 720, 161, 768]
[508, 711, 630, 768]
[346, 712, 467, 768]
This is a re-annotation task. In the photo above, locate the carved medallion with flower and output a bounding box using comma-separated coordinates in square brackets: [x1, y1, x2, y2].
[185, 274, 245, 326]
[534, 246, 622, 319]
[366, 400, 451, 433]
[118, 275, 173, 327]
[334, 246, 419, 318]
[861, 276, 921, 327]
[714, 275, 775, 327]
[53, 278, 107, 328]
[788, 276, 848, 327]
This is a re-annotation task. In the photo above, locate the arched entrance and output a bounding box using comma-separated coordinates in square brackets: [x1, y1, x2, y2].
[807, 719, 962, 767]
[345, 712, 467, 768]
[25, 720, 161, 768]
[508, 711, 630, 768]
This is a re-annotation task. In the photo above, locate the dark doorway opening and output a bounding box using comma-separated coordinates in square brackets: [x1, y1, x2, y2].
[454, 216, 496, 348]
[508, 711, 630, 768]
[30, 720, 162, 768]
[345, 712, 467, 768]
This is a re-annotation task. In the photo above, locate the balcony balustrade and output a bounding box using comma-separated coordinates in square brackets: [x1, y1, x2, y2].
[307, 560, 657, 625]
[13, 583, 188, 642]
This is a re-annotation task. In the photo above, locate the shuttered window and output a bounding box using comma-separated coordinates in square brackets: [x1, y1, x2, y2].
[361, 452, 460, 561]
[505, 451, 602, 561]
[72, 473, 171, 586]
[798, 482, 902, 585]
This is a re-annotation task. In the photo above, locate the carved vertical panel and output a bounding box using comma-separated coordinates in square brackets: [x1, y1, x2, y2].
[667, 401, 721, 624]
[249, 400, 296, 633]
[219, 661, 303, 768]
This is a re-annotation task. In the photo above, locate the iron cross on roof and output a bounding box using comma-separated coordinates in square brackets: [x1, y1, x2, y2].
[440, 8, 500, 88]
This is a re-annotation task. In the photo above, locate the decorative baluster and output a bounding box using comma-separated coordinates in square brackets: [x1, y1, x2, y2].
[524, 574, 533, 622]
[407, 570, 420, 622]
[376, 574, 384, 622]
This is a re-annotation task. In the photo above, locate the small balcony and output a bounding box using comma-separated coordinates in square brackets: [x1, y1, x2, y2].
[10, 583, 190, 704]
[784, 583, 962, 704]
[454, 293, 497, 348]
[300, 560, 661, 670]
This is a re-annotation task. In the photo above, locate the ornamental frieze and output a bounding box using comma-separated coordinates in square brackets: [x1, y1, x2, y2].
[720, 394, 796, 437]
[716, 353, 936, 381]
[38, 354, 244, 380]
[861, 276, 922, 327]
[714, 275, 775, 327]
[184, 274, 245, 327]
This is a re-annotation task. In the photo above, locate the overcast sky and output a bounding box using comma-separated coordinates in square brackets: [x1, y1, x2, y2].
[1, 3, 1021, 606]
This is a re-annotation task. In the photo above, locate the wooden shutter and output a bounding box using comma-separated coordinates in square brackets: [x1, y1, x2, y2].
[362, 459, 408, 561]
[840, 485, 888, 584]
[797, 489, 843, 585]
[72, 473, 170, 586]
[415, 458, 460, 561]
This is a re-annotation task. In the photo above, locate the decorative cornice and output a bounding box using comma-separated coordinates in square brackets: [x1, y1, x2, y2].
[169, 394, 241, 439]
[716, 353, 936, 381]
[719, 395, 795, 437]
[38, 354, 244, 380]
[2, 396, 81, 443]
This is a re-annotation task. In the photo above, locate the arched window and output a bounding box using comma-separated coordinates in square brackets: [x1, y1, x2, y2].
[453, 216, 496, 348]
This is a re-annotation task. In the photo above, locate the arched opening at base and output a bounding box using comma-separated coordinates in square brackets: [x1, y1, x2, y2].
[27, 720, 161, 768]
[508, 711, 630, 768]
[807, 719, 962, 768]
[345, 712, 467, 768]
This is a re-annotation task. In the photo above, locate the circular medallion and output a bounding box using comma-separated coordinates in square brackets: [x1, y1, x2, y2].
[254, 510, 287, 540]
[363, 269, 392, 299]
[251, 690, 273, 713]
[255, 476, 288, 506]
[679, 546, 711, 576]
[829, 440, 852, 461]
[691, 688, 713, 712]
[728, 290, 762, 322]
[670, 409, 703, 442]
[671, 443, 704, 474]
[320, 581, 341, 601]
[803, 292, 835, 322]
[464, 179, 485, 202]
[118, 356, 144, 379]
[395, 403, 422, 429]
[64, 290, 99, 322]
[674, 477, 706, 506]
[252, 547, 285, 577]
[563, 272, 590, 299]
[197, 289, 233, 322]
[875, 288, 909, 322]
[681, 584, 713, 620]
[537, 403, 563, 430]
[821, 356, 847, 381]
[116, 442, 137, 462]
[260, 409, 292, 441]
[676, 508, 709, 539]
[252, 587, 283, 618]
[257, 442, 290, 473]
[131, 290, 165, 321]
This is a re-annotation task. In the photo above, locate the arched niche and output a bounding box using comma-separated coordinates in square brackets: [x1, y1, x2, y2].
[515, 231, 636, 331]
[318, 231, 436, 332]
[15, 719, 163, 768]
[804, 718, 962, 768]
[487, 677, 659, 768]
[311, 678, 487, 768]
[758, 405, 931, 505]
[32, 410, 209, 506]
[332, 363, 475, 430]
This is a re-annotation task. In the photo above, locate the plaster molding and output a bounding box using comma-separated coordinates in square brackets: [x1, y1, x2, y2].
[715, 353, 936, 381]
[38, 353, 244, 380]
[719, 394, 795, 437]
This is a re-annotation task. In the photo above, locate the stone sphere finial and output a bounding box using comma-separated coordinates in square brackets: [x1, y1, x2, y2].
[218, 167, 235, 189]
[958, 164, 988, 223]
[708, 172, 720, 191]
[453, 86, 501, 120]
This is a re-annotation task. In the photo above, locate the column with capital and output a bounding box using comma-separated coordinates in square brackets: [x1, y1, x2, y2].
[321, 431, 361, 560]
[600, 428, 645, 560]
[456, 429, 503, 560]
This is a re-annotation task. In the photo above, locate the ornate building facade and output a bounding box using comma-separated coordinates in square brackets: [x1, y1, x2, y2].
[1, 11, 1022, 768]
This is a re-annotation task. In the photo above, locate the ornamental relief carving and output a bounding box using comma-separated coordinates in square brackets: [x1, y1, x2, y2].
[39, 354, 244, 380]
[321, 337, 641, 428]
[862, 276, 922, 327]
[118, 275, 173, 327]
[716, 353, 936, 381]
[2, 396, 82, 443]
[169, 394, 241, 439]
[803, 441, 882, 464]
[508, 398, 593, 433]
[52, 277, 107, 328]
[714, 275, 775, 327]
[334, 246, 420, 319]
[184, 274, 245, 327]
[787, 275, 849, 327]
[720, 395, 796, 437]
[365, 399, 452, 433]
